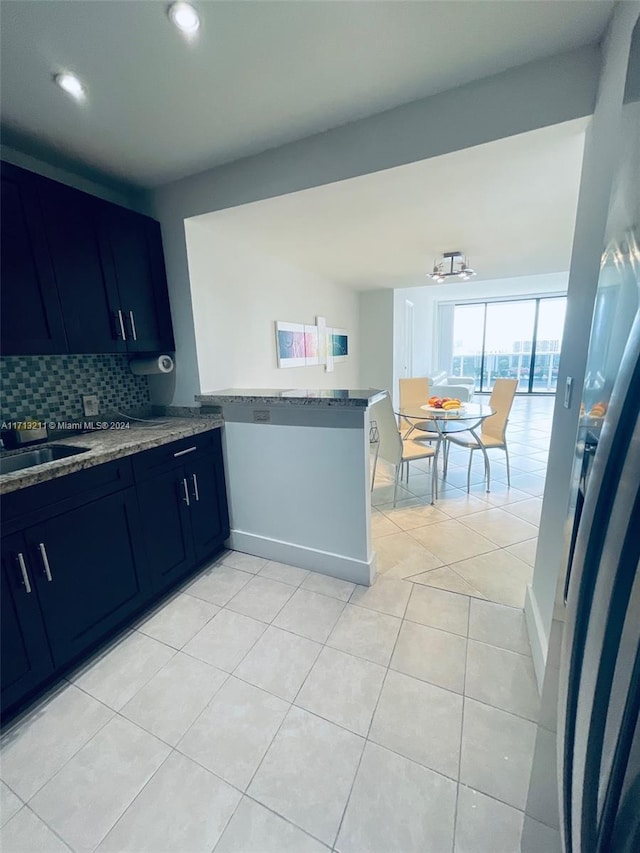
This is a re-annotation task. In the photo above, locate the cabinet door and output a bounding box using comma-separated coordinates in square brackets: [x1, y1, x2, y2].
[100, 206, 175, 353]
[0, 163, 67, 355]
[38, 180, 125, 353]
[1, 533, 53, 715]
[187, 444, 230, 563]
[136, 466, 194, 593]
[26, 488, 149, 669]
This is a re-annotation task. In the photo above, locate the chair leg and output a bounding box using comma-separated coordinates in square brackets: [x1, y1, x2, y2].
[394, 465, 401, 507]
[504, 443, 511, 487]
[467, 449, 473, 493]
[476, 446, 491, 494]
[443, 440, 450, 477]
[370, 442, 379, 492]
[401, 417, 415, 439]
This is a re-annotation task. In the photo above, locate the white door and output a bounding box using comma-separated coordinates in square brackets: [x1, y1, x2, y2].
[404, 300, 414, 377]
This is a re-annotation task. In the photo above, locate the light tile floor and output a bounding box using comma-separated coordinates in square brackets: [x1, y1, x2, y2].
[372, 394, 552, 609]
[0, 396, 553, 853]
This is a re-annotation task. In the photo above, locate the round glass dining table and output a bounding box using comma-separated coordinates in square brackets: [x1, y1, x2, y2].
[394, 402, 495, 503]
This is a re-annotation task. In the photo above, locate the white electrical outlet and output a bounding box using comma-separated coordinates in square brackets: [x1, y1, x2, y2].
[82, 394, 99, 417]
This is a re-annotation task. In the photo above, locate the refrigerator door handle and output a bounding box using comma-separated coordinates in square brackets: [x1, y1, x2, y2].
[564, 376, 574, 409]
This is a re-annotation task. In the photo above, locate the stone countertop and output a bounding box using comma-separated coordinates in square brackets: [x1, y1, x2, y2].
[196, 389, 386, 408]
[0, 416, 223, 495]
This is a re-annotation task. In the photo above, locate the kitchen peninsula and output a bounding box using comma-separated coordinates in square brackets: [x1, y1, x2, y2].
[195, 389, 385, 586]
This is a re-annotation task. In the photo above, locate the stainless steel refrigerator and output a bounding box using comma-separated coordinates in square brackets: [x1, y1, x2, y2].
[559, 301, 640, 851]
[522, 90, 639, 851]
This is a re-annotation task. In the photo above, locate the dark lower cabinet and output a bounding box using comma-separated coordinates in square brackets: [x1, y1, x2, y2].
[1, 534, 54, 711]
[136, 469, 194, 594]
[24, 488, 148, 669]
[0, 429, 229, 723]
[136, 434, 230, 593]
[190, 450, 228, 562]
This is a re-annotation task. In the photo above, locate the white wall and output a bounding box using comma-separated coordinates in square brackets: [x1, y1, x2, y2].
[185, 220, 359, 391]
[392, 272, 569, 401]
[150, 45, 600, 406]
[358, 290, 394, 394]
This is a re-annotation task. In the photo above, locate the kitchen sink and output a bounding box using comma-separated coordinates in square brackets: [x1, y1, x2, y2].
[0, 444, 90, 475]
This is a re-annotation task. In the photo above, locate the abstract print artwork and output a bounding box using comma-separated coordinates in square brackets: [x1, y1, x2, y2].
[275, 319, 349, 369]
[331, 329, 349, 362]
[276, 322, 321, 368]
[304, 325, 320, 365]
[276, 322, 306, 367]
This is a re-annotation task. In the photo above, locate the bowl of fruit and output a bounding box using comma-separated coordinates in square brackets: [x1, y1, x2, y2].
[580, 401, 607, 421]
[422, 396, 464, 413]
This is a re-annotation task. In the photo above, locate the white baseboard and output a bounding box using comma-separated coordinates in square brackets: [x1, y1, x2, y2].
[525, 584, 549, 692]
[227, 529, 375, 586]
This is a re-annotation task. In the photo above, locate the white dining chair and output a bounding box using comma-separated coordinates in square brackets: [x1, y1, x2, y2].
[444, 378, 518, 492]
[398, 377, 439, 443]
[370, 392, 436, 506]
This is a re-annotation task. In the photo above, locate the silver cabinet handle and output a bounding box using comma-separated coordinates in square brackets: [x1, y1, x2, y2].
[17, 553, 32, 594]
[129, 310, 137, 341]
[182, 478, 190, 506]
[173, 446, 197, 458]
[117, 309, 127, 341]
[38, 543, 53, 581]
[191, 473, 200, 502]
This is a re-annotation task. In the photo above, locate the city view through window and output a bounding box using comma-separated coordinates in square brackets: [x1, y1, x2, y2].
[451, 296, 567, 393]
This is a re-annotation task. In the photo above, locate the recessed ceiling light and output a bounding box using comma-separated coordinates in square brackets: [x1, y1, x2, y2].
[167, 2, 200, 37]
[53, 71, 86, 101]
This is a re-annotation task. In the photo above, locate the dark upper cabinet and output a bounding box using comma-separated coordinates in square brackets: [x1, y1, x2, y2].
[24, 488, 149, 669]
[1, 533, 54, 710]
[0, 164, 67, 355]
[37, 179, 125, 353]
[99, 205, 175, 353]
[0, 161, 175, 355]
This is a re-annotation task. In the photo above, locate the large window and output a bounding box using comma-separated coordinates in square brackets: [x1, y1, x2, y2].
[451, 296, 566, 394]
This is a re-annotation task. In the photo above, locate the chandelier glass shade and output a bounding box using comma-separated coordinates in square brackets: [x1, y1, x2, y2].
[427, 251, 476, 282]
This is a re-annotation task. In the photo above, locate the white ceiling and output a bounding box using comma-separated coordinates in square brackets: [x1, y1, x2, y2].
[0, 0, 612, 188]
[193, 118, 587, 289]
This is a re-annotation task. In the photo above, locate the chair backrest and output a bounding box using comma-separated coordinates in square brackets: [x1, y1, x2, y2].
[483, 378, 518, 441]
[399, 377, 429, 408]
[369, 392, 402, 466]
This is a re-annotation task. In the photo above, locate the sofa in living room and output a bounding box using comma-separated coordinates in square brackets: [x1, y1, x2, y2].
[427, 371, 476, 401]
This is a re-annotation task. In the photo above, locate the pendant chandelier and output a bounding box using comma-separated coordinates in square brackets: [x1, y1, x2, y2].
[427, 251, 476, 282]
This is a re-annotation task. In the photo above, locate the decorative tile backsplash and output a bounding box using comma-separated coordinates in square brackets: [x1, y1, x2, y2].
[0, 354, 151, 422]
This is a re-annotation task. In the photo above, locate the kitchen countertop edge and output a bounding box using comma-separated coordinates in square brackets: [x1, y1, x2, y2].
[196, 389, 386, 408]
[0, 416, 224, 495]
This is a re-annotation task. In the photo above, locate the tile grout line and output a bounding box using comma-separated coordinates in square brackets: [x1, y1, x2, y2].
[452, 592, 473, 853]
[230, 614, 346, 848]
[7, 803, 75, 852]
[224, 588, 348, 802]
[6, 693, 117, 809]
[330, 576, 415, 850]
[85, 742, 178, 853]
[222, 792, 334, 852]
